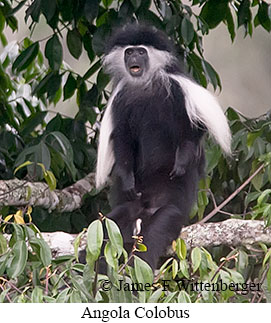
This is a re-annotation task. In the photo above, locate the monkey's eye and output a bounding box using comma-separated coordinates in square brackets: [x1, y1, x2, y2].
[126, 48, 133, 56]
[139, 49, 146, 55]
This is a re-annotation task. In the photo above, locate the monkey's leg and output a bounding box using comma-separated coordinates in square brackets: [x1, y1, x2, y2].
[106, 200, 142, 243]
[137, 204, 184, 270]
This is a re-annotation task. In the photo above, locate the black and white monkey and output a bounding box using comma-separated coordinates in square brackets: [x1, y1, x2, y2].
[96, 24, 231, 270]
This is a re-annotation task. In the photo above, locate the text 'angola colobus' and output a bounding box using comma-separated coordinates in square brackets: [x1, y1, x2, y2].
[96, 24, 231, 270]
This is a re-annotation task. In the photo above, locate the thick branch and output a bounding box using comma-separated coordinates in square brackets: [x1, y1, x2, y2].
[5, 219, 268, 258]
[180, 219, 271, 249]
[0, 173, 95, 212]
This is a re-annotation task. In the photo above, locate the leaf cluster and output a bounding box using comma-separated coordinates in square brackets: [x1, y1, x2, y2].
[1, 218, 271, 303]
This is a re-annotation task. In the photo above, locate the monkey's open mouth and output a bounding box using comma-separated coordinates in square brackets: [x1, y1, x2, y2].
[130, 66, 140, 72]
[129, 65, 142, 76]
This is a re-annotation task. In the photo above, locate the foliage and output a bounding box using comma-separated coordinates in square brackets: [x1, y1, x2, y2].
[1, 217, 271, 303]
[0, 0, 271, 303]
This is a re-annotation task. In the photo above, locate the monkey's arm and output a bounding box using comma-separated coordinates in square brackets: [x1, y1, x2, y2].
[169, 140, 200, 180]
[112, 131, 139, 200]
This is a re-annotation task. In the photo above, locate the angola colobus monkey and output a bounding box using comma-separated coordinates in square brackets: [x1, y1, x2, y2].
[96, 24, 231, 270]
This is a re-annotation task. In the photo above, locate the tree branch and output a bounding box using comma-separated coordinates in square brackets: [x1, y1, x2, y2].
[0, 173, 95, 212]
[180, 219, 271, 249]
[5, 219, 268, 258]
[199, 163, 265, 224]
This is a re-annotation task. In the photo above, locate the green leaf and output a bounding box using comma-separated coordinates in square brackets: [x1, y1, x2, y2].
[258, 2, 271, 32]
[6, 0, 27, 18]
[163, 291, 178, 303]
[83, 34, 95, 62]
[19, 111, 47, 137]
[0, 253, 9, 276]
[58, 0, 73, 22]
[226, 268, 244, 284]
[14, 142, 51, 181]
[202, 60, 221, 90]
[43, 170, 57, 190]
[237, 0, 252, 27]
[257, 189, 271, 205]
[47, 73, 62, 101]
[178, 290, 191, 303]
[56, 288, 71, 303]
[187, 52, 207, 87]
[147, 288, 163, 303]
[200, 0, 228, 29]
[263, 248, 271, 267]
[11, 224, 25, 243]
[45, 131, 76, 179]
[64, 73, 77, 100]
[92, 25, 109, 55]
[0, 234, 8, 255]
[30, 237, 52, 267]
[181, 17, 194, 45]
[105, 218, 123, 257]
[41, 0, 56, 23]
[35, 142, 51, 171]
[12, 42, 39, 72]
[176, 238, 187, 260]
[102, 0, 114, 7]
[31, 286, 44, 303]
[134, 256, 153, 285]
[14, 160, 33, 175]
[134, 255, 153, 301]
[32, 71, 54, 97]
[263, 264, 271, 300]
[83, 60, 102, 81]
[205, 144, 221, 173]
[84, 0, 99, 24]
[191, 247, 201, 273]
[225, 7, 236, 42]
[45, 34, 63, 71]
[237, 250, 248, 274]
[87, 220, 103, 261]
[25, 0, 42, 23]
[245, 191, 261, 208]
[104, 240, 118, 270]
[7, 241, 28, 278]
[179, 259, 190, 279]
[172, 259, 178, 279]
[67, 28, 82, 59]
[137, 243, 147, 252]
[0, 11, 5, 34]
[251, 172, 263, 191]
[39, 239, 52, 267]
[263, 205, 271, 225]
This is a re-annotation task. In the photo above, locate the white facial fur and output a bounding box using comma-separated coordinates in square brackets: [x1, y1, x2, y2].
[103, 45, 174, 87]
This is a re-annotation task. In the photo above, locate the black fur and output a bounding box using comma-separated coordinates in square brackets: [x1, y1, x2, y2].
[107, 81, 205, 269]
[105, 24, 175, 54]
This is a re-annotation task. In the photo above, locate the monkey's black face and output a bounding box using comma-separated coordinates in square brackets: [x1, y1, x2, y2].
[124, 47, 149, 77]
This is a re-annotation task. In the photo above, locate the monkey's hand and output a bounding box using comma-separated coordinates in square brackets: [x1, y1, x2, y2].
[169, 164, 186, 180]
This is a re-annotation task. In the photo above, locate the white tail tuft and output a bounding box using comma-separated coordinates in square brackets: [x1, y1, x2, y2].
[170, 74, 231, 155]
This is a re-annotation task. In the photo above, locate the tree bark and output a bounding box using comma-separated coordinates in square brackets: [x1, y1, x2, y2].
[0, 173, 95, 212]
